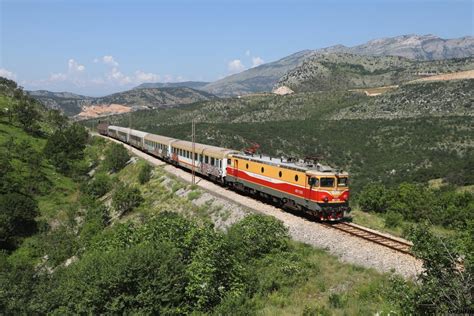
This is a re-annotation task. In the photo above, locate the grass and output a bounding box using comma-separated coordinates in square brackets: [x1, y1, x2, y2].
[248, 242, 400, 315]
[351, 207, 460, 239]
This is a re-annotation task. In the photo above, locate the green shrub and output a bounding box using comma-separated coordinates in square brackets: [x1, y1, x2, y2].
[112, 182, 143, 216]
[103, 143, 130, 173]
[0, 193, 38, 250]
[187, 190, 201, 201]
[138, 163, 153, 184]
[357, 183, 391, 213]
[384, 211, 403, 228]
[82, 173, 112, 198]
[227, 214, 289, 260]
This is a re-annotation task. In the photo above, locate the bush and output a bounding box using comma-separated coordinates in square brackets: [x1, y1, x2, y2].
[44, 123, 89, 175]
[138, 163, 152, 184]
[82, 173, 112, 198]
[112, 183, 143, 216]
[384, 211, 403, 228]
[46, 243, 187, 314]
[103, 143, 130, 173]
[357, 183, 391, 213]
[0, 193, 38, 250]
[227, 214, 289, 260]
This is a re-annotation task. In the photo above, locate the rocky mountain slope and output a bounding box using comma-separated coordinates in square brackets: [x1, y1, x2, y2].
[319, 34, 474, 60]
[276, 54, 474, 92]
[202, 50, 314, 96]
[202, 34, 473, 96]
[29, 87, 217, 117]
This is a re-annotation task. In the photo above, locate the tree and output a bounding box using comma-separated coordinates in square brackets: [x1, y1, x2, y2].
[227, 214, 289, 260]
[0, 193, 38, 250]
[393, 224, 474, 314]
[357, 183, 391, 213]
[13, 99, 40, 134]
[112, 183, 143, 216]
[44, 123, 89, 174]
[103, 143, 130, 173]
[138, 163, 152, 184]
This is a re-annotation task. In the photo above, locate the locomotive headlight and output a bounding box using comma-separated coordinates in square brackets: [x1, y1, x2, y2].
[323, 197, 328, 203]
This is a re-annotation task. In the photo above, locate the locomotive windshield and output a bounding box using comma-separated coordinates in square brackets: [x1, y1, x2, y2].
[320, 177, 335, 187]
[337, 177, 348, 187]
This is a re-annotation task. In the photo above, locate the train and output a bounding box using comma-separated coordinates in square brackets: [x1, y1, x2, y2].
[97, 123, 351, 221]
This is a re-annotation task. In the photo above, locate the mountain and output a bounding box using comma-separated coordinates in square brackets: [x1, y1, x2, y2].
[202, 50, 314, 96]
[276, 54, 474, 93]
[319, 34, 474, 61]
[135, 81, 210, 90]
[28, 90, 94, 116]
[202, 34, 474, 96]
[29, 87, 217, 117]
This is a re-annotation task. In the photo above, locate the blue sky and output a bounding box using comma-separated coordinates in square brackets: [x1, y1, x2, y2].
[0, 0, 472, 96]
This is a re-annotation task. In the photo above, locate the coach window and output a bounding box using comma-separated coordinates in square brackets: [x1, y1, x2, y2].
[211, 157, 215, 166]
[261, 167, 264, 173]
[219, 160, 222, 168]
[295, 175, 299, 182]
[194, 153, 198, 161]
[279, 171, 282, 178]
[205, 156, 209, 164]
[227, 159, 231, 165]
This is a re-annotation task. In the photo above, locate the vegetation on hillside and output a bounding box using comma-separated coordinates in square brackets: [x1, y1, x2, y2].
[276, 53, 474, 93]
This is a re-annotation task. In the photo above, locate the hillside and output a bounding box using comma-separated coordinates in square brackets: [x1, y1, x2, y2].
[202, 50, 314, 96]
[135, 81, 209, 90]
[203, 34, 473, 96]
[276, 54, 474, 92]
[84, 79, 473, 191]
[29, 87, 217, 117]
[318, 34, 474, 60]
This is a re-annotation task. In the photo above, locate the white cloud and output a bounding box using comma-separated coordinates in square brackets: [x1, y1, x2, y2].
[68, 59, 85, 72]
[0, 68, 16, 80]
[102, 55, 119, 67]
[228, 59, 246, 74]
[49, 73, 67, 82]
[252, 56, 264, 68]
[134, 70, 160, 83]
[245, 49, 251, 56]
[107, 67, 132, 85]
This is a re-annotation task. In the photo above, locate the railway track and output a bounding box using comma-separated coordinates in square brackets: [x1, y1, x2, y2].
[324, 222, 414, 256]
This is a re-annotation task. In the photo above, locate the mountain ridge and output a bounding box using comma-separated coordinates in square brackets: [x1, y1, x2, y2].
[28, 87, 217, 117]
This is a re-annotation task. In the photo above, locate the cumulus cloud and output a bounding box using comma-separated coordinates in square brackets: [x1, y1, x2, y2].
[68, 59, 85, 72]
[228, 59, 246, 74]
[0, 68, 16, 80]
[251, 56, 264, 68]
[102, 55, 119, 67]
[49, 73, 67, 82]
[134, 70, 160, 83]
[107, 67, 132, 85]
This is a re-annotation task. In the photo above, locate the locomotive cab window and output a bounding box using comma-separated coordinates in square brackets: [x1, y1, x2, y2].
[337, 177, 348, 187]
[227, 158, 231, 165]
[279, 171, 282, 178]
[320, 177, 335, 188]
[261, 167, 264, 173]
[294, 175, 299, 182]
[246, 163, 249, 169]
[309, 177, 318, 186]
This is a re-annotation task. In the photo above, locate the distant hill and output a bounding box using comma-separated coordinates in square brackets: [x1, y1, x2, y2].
[29, 87, 217, 117]
[276, 54, 474, 93]
[135, 81, 210, 90]
[202, 50, 314, 97]
[202, 34, 474, 96]
[319, 34, 474, 61]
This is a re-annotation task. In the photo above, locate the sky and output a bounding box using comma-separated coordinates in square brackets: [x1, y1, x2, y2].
[0, 0, 472, 96]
